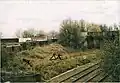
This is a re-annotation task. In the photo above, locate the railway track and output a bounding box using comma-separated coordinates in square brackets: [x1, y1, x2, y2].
[48, 61, 109, 82]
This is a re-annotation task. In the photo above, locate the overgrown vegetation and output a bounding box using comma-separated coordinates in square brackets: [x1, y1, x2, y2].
[1, 18, 120, 82]
[58, 19, 82, 49]
[1, 47, 13, 69]
[1, 43, 100, 81]
[100, 39, 120, 81]
[58, 19, 102, 49]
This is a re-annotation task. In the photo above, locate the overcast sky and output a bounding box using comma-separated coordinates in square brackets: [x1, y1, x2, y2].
[0, 0, 120, 37]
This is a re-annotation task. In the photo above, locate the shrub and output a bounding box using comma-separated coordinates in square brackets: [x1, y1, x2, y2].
[58, 19, 82, 49]
[101, 39, 120, 81]
[1, 47, 14, 69]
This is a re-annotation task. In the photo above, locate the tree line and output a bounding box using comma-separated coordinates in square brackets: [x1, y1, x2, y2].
[14, 19, 120, 49]
[58, 19, 120, 49]
[1, 18, 119, 49]
[15, 28, 59, 39]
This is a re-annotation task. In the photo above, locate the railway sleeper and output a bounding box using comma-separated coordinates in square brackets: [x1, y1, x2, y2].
[63, 64, 100, 82]
[48, 61, 101, 82]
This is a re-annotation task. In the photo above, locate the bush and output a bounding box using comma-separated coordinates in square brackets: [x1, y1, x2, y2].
[58, 19, 82, 49]
[34, 55, 92, 80]
[101, 39, 120, 81]
[1, 47, 14, 69]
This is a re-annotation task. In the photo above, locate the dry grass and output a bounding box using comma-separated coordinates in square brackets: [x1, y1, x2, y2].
[30, 48, 100, 81]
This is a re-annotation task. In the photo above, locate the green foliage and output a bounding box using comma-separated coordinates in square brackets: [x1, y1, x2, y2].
[1, 48, 25, 72]
[1, 47, 12, 68]
[21, 42, 32, 50]
[58, 19, 104, 49]
[1, 42, 100, 81]
[101, 39, 120, 81]
[58, 19, 82, 49]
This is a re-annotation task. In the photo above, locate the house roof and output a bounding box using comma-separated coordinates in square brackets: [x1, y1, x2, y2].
[1, 37, 18, 39]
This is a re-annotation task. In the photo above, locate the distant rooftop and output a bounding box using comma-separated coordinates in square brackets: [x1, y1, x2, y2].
[1, 37, 18, 39]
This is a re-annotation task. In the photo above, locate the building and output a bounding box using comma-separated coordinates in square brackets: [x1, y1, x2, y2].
[31, 36, 48, 42]
[1, 37, 19, 44]
[19, 38, 31, 43]
[1, 38, 21, 54]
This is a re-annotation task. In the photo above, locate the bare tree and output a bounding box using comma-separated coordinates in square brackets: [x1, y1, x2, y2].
[21, 28, 36, 38]
[48, 30, 58, 39]
[0, 32, 3, 38]
[36, 30, 46, 38]
[79, 19, 86, 32]
[113, 23, 119, 31]
[118, 22, 120, 29]
[15, 28, 22, 38]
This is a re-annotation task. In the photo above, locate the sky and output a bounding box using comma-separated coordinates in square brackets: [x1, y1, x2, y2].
[0, 0, 120, 37]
